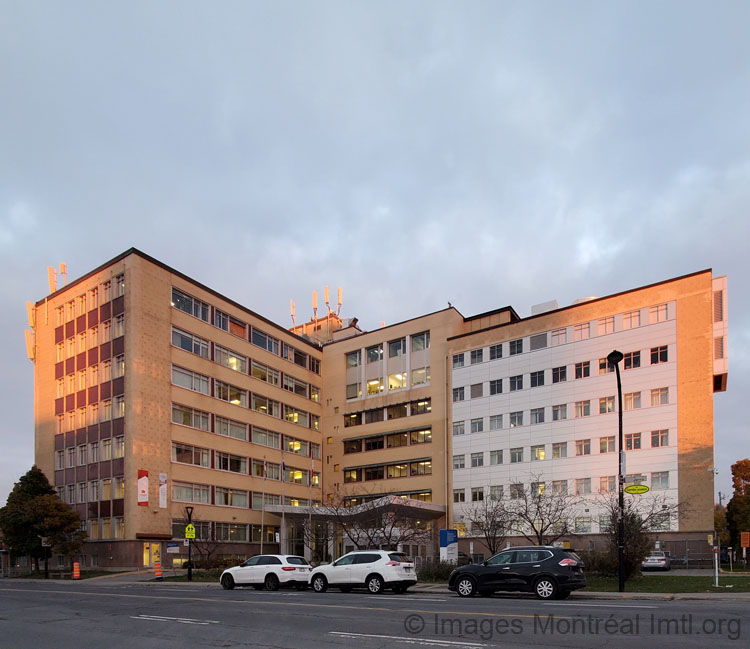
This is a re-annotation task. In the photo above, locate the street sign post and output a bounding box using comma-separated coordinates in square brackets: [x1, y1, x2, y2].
[185, 506, 194, 581]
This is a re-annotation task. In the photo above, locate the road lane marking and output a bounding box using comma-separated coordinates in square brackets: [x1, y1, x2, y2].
[540, 602, 658, 609]
[330, 631, 486, 648]
[131, 614, 219, 625]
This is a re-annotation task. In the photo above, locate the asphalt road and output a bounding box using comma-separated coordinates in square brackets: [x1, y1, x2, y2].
[0, 582, 747, 649]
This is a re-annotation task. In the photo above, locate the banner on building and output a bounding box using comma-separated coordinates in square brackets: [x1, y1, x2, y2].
[138, 470, 149, 506]
[159, 472, 167, 509]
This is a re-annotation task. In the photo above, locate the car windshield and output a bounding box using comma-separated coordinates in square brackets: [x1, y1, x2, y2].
[388, 553, 410, 563]
[286, 556, 309, 565]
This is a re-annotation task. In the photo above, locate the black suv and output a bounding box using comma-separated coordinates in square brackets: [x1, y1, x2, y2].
[448, 546, 585, 600]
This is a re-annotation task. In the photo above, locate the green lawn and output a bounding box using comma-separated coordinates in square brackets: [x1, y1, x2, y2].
[582, 574, 750, 593]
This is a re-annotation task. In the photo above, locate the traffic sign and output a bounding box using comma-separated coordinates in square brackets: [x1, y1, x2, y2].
[185, 523, 196, 539]
[624, 484, 649, 495]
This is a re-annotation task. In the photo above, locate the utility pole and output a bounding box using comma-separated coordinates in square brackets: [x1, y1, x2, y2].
[607, 350, 625, 593]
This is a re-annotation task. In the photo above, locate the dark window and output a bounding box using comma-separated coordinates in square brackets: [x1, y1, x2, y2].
[509, 339, 523, 355]
[489, 344, 502, 360]
[489, 379, 502, 395]
[552, 366, 566, 383]
[364, 437, 385, 451]
[624, 351, 640, 370]
[651, 346, 668, 364]
[530, 370, 544, 387]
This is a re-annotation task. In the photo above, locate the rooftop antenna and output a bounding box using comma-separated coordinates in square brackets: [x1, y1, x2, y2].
[337, 287, 342, 316]
[312, 291, 318, 329]
[324, 286, 331, 316]
[59, 263, 67, 286]
[47, 266, 57, 294]
[290, 299, 296, 328]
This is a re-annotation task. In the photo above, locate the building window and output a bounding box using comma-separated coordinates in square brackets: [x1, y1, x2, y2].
[470, 418, 484, 433]
[114, 395, 125, 418]
[531, 444, 545, 461]
[215, 380, 248, 407]
[470, 349, 483, 365]
[597, 316, 614, 335]
[388, 338, 405, 358]
[552, 366, 566, 383]
[101, 478, 112, 499]
[251, 327, 280, 355]
[489, 344, 502, 360]
[551, 328, 566, 346]
[410, 398, 431, 415]
[575, 362, 590, 379]
[114, 436, 124, 458]
[366, 378, 383, 395]
[113, 355, 124, 378]
[651, 345, 668, 364]
[412, 366, 430, 386]
[530, 370, 544, 388]
[651, 387, 669, 406]
[410, 429, 431, 444]
[509, 339, 523, 355]
[510, 447, 523, 463]
[599, 476, 616, 493]
[251, 361, 280, 387]
[89, 480, 99, 501]
[489, 485, 503, 500]
[346, 351, 361, 368]
[452, 387, 464, 402]
[89, 441, 98, 463]
[621, 351, 640, 370]
[453, 489, 465, 503]
[452, 353, 464, 369]
[599, 436, 615, 453]
[530, 408, 545, 424]
[575, 400, 590, 418]
[649, 304, 668, 323]
[509, 483, 524, 499]
[251, 394, 281, 418]
[509, 375, 523, 391]
[651, 429, 669, 447]
[113, 314, 125, 338]
[388, 463, 407, 479]
[388, 372, 407, 390]
[55, 450, 64, 470]
[575, 439, 591, 456]
[624, 391, 641, 410]
[470, 452, 484, 468]
[453, 455, 465, 469]
[470, 383, 483, 399]
[346, 383, 361, 399]
[215, 487, 248, 508]
[573, 323, 589, 341]
[509, 411, 523, 428]
[411, 331, 430, 351]
[598, 358, 615, 375]
[552, 404, 567, 421]
[652, 471, 669, 490]
[623, 310, 640, 329]
[575, 478, 591, 495]
[575, 517, 592, 533]
[366, 344, 383, 363]
[489, 414, 502, 430]
[471, 487, 484, 502]
[490, 450, 503, 465]
[114, 478, 125, 499]
[452, 421, 465, 436]
[625, 432, 642, 450]
[529, 333, 547, 350]
[552, 480, 568, 494]
[171, 366, 210, 394]
[216, 452, 248, 474]
[115, 274, 125, 297]
[489, 379, 502, 395]
[215, 344, 248, 373]
[599, 396, 615, 414]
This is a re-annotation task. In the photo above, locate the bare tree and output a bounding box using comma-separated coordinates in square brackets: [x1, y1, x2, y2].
[463, 494, 510, 555]
[179, 506, 221, 566]
[506, 477, 582, 545]
[300, 519, 334, 564]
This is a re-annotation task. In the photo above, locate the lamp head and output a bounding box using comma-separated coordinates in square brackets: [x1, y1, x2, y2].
[607, 350, 624, 365]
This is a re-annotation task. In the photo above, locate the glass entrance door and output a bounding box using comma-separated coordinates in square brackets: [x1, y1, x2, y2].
[142, 542, 162, 567]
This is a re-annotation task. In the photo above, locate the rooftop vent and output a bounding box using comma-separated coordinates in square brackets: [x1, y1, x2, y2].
[531, 300, 558, 316]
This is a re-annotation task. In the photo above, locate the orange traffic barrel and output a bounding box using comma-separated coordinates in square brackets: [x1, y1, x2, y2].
[73, 562, 80, 580]
[154, 560, 163, 580]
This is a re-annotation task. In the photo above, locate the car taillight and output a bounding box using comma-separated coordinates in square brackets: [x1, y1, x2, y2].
[282, 566, 296, 571]
[558, 558, 578, 566]
[386, 561, 400, 566]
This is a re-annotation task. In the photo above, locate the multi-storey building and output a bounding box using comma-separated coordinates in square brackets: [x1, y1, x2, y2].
[448, 270, 728, 559]
[28, 249, 727, 568]
[32, 250, 323, 568]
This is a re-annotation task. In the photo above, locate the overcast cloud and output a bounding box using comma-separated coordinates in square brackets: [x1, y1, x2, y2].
[1, 1, 748, 504]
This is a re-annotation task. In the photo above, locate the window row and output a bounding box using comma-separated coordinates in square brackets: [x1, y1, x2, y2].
[346, 366, 430, 398]
[172, 478, 320, 507]
[451, 305, 669, 367]
[343, 428, 432, 454]
[56, 356, 124, 397]
[55, 316, 125, 361]
[56, 477, 126, 504]
[343, 459, 433, 483]
[56, 275, 124, 325]
[55, 436, 125, 468]
[343, 398, 431, 428]
[171, 288, 320, 374]
[172, 327, 320, 402]
[345, 331, 431, 368]
[452, 431, 670, 467]
[337, 490, 433, 507]
[171, 365, 320, 430]
[171, 520, 281, 543]
[171, 442, 320, 485]
[56, 395, 126, 433]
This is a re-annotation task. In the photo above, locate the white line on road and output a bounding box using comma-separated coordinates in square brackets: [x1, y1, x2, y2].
[329, 631, 486, 648]
[540, 602, 659, 609]
[131, 614, 220, 625]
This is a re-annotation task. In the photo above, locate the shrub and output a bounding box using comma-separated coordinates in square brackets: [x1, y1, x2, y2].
[417, 561, 456, 582]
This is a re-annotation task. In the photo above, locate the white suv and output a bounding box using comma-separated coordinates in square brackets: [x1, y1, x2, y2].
[220, 554, 311, 590]
[309, 550, 417, 594]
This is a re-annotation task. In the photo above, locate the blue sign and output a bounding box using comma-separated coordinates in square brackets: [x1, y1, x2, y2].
[440, 529, 458, 548]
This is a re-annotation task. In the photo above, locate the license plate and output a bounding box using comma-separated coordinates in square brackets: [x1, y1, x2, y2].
[403, 567, 412, 571]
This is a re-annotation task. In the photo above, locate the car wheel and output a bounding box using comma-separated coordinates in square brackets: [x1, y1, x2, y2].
[264, 574, 280, 591]
[366, 574, 384, 594]
[339, 585, 352, 593]
[311, 574, 328, 593]
[555, 590, 571, 599]
[534, 577, 557, 600]
[221, 574, 235, 590]
[455, 576, 476, 598]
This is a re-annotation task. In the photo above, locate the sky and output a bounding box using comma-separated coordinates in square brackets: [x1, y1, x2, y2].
[1, 1, 748, 505]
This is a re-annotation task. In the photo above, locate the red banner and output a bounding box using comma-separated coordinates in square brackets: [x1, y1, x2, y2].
[138, 470, 149, 506]
[741, 531, 750, 548]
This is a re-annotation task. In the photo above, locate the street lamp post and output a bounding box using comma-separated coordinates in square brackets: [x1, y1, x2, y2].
[185, 506, 194, 582]
[607, 349, 625, 593]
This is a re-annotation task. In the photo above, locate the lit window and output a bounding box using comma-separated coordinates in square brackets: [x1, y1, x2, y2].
[531, 445, 545, 461]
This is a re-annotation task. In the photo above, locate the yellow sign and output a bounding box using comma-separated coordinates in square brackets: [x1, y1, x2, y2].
[624, 484, 650, 495]
[707, 534, 714, 546]
[185, 524, 196, 539]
